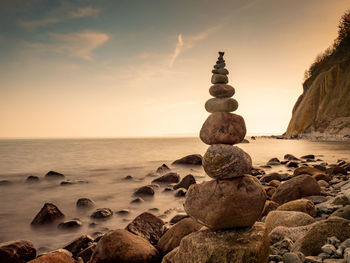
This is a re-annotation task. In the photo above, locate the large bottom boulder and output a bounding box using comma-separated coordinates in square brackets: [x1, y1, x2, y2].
[162, 222, 269, 263]
[0, 240, 36, 263]
[28, 250, 74, 263]
[89, 229, 160, 263]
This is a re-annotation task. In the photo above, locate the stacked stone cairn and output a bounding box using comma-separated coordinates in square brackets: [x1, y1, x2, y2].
[164, 52, 269, 262]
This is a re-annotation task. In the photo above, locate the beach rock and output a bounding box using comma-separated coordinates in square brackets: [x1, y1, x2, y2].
[174, 188, 187, 197]
[89, 229, 160, 263]
[63, 235, 94, 258]
[268, 180, 281, 187]
[301, 154, 315, 160]
[58, 220, 82, 230]
[269, 225, 311, 245]
[26, 176, 39, 182]
[0, 180, 12, 186]
[158, 218, 202, 255]
[90, 208, 113, 219]
[172, 154, 202, 165]
[265, 210, 315, 233]
[125, 212, 164, 246]
[292, 217, 350, 256]
[0, 240, 36, 263]
[156, 164, 170, 174]
[272, 175, 321, 204]
[318, 179, 330, 188]
[209, 84, 235, 98]
[169, 214, 189, 225]
[285, 154, 299, 161]
[211, 74, 228, 84]
[31, 203, 64, 226]
[76, 198, 94, 209]
[134, 186, 155, 196]
[331, 205, 350, 220]
[304, 195, 328, 204]
[283, 252, 304, 263]
[202, 144, 252, 179]
[45, 171, 64, 179]
[173, 174, 196, 190]
[122, 175, 133, 180]
[261, 200, 279, 217]
[162, 222, 269, 263]
[28, 250, 75, 263]
[264, 186, 276, 198]
[267, 157, 281, 166]
[130, 197, 144, 203]
[204, 98, 238, 113]
[184, 175, 266, 229]
[287, 161, 299, 168]
[327, 166, 348, 175]
[76, 243, 96, 263]
[152, 172, 180, 184]
[200, 112, 246, 145]
[116, 209, 130, 215]
[277, 199, 317, 217]
[261, 172, 282, 183]
[313, 173, 332, 182]
[211, 68, 229, 75]
[294, 166, 324, 176]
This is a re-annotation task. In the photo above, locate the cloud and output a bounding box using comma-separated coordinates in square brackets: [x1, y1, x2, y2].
[169, 34, 183, 67]
[169, 27, 217, 67]
[69, 6, 101, 19]
[19, 6, 100, 30]
[19, 17, 60, 30]
[28, 31, 109, 60]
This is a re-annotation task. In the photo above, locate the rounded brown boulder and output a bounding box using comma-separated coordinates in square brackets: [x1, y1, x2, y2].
[89, 229, 160, 263]
[209, 84, 235, 98]
[277, 199, 317, 217]
[184, 175, 267, 230]
[203, 144, 252, 179]
[199, 112, 246, 145]
[272, 175, 321, 204]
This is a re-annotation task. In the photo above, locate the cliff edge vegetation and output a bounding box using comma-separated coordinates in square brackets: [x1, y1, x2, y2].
[285, 9, 350, 139]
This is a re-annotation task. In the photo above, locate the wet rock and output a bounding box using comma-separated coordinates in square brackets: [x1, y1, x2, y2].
[152, 172, 180, 184]
[209, 84, 235, 98]
[318, 180, 330, 188]
[90, 208, 113, 219]
[162, 222, 269, 263]
[28, 250, 75, 263]
[31, 203, 64, 226]
[283, 252, 304, 263]
[277, 199, 317, 217]
[184, 175, 266, 229]
[156, 164, 170, 174]
[202, 144, 252, 179]
[331, 205, 350, 220]
[158, 218, 202, 255]
[172, 154, 202, 165]
[327, 166, 348, 175]
[89, 229, 160, 263]
[268, 180, 281, 187]
[264, 186, 276, 198]
[125, 212, 164, 246]
[57, 220, 82, 230]
[45, 171, 64, 179]
[294, 166, 324, 176]
[123, 175, 133, 180]
[287, 161, 299, 168]
[76, 198, 94, 209]
[169, 214, 189, 225]
[130, 197, 144, 203]
[265, 210, 315, 233]
[76, 243, 96, 263]
[261, 172, 282, 183]
[116, 209, 130, 215]
[26, 176, 39, 183]
[304, 195, 329, 204]
[163, 187, 173, 192]
[284, 154, 299, 161]
[269, 225, 311, 245]
[313, 173, 331, 182]
[292, 217, 350, 256]
[301, 155, 315, 160]
[173, 174, 196, 190]
[267, 157, 281, 166]
[134, 186, 155, 196]
[261, 200, 280, 218]
[272, 175, 321, 204]
[174, 188, 187, 197]
[199, 112, 246, 145]
[0, 240, 36, 263]
[63, 235, 94, 258]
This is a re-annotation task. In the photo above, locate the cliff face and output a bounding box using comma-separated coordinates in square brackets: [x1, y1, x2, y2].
[285, 48, 350, 138]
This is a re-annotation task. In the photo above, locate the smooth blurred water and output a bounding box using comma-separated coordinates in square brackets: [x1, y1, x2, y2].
[0, 137, 349, 252]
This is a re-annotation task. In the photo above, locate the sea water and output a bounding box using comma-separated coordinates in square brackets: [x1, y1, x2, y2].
[0, 137, 349, 252]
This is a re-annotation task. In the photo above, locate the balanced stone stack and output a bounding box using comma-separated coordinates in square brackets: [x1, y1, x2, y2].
[163, 52, 269, 262]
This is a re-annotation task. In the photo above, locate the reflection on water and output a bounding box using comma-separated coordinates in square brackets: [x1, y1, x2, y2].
[0, 137, 349, 252]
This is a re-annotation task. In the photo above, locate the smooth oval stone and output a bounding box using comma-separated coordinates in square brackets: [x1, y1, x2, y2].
[211, 68, 229, 75]
[211, 74, 228, 84]
[203, 144, 252, 179]
[209, 84, 235, 98]
[200, 112, 246, 145]
[184, 175, 267, 230]
[205, 98, 238, 113]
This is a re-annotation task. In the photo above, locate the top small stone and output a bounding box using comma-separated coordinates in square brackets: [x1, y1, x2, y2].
[213, 51, 226, 69]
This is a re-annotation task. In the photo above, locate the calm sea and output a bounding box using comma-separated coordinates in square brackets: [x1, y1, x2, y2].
[0, 137, 349, 252]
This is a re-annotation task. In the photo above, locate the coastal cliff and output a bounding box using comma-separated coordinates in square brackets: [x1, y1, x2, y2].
[285, 10, 350, 139]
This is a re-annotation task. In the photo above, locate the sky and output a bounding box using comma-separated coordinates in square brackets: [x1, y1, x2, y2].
[0, 0, 348, 138]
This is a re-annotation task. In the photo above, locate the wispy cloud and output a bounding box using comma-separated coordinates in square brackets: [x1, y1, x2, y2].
[69, 6, 101, 19]
[19, 6, 101, 30]
[27, 31, 109, 60]
[169, 27, 217, 67]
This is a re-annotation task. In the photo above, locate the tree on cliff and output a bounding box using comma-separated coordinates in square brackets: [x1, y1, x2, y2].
[337, 9, 350, 45]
